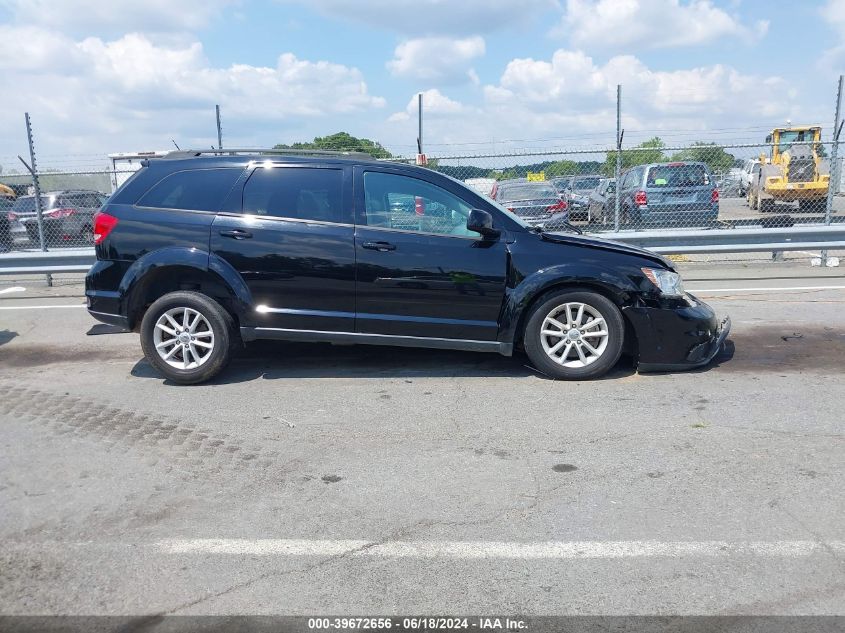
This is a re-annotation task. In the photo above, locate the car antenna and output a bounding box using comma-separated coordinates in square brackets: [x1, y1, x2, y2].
[171, 139, 181, 150]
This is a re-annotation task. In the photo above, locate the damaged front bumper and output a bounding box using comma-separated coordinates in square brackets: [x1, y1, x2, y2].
[623, 295, 731, 372]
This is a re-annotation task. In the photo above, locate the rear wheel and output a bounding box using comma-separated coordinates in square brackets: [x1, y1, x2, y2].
[140, 291, 234, 384]
[523, 289, 625, 380]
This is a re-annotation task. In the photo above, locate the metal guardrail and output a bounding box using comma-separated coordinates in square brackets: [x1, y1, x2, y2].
[1, 225, 845, 276]
[594, 225, 845, 254]
[0, 248, 94, 275]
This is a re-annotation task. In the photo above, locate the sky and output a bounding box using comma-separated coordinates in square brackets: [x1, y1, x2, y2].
[0, 0, 844, 170]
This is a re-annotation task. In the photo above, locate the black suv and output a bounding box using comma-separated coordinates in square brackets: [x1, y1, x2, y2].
[86, 151, 730, 384]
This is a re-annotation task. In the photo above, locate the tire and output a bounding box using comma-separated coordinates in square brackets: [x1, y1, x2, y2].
[523, 289, 625, 380]
[140, 291, 235, 385]
[799, 199, 821, 213]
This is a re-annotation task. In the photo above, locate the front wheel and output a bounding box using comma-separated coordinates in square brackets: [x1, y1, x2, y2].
[523, 290, 625, 380]
[140, 291, 235, 384]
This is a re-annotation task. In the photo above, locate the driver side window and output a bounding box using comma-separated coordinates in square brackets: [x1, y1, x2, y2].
[363, 171, 480, 238]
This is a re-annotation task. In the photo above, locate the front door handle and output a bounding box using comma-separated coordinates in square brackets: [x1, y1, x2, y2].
[219, 229, 253, 239]
[362, 241, 396, 252]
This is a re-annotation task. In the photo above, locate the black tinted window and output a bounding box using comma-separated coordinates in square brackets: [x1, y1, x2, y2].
[242, 167, 344, 223]
[138, 169, 241, 211]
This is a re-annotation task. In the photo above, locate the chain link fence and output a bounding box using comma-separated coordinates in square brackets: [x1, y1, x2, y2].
[409, 140, 842, 234]
[0, 163, 137, 252]
[1, 140, 842, 252]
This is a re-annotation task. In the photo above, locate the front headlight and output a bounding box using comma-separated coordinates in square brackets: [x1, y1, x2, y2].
[641, 267, 685, 297]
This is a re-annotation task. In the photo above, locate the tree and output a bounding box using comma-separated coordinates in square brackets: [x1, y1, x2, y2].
[602, 137, 666, 176]
[670, 142, 736, 174]
[273, 132, 392, 159]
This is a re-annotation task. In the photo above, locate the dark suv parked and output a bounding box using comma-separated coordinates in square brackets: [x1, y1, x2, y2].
[86, 151, 730, 384]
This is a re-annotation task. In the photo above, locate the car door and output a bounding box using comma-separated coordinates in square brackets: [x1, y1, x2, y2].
[211, 163, 356, 332]
[353, 167, 508, 342]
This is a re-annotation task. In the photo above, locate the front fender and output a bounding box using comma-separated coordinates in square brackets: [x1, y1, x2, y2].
[118, 247, 253, 324]
[498, 263, 642, 346]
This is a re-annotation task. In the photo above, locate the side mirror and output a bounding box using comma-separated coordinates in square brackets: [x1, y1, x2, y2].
[467, 209, 499, 237]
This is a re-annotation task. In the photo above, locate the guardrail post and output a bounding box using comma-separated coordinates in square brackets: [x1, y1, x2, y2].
[822, 75, 843, 267]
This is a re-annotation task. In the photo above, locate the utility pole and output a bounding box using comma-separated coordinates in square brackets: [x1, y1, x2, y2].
[416, 92, 426, 165]
[821, 75, 843, 266]
[216, 104, 223, 151]
[20, 113, 51, 286]
[614, 85, 623, 232]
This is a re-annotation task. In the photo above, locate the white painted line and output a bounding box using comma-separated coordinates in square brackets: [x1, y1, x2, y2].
[688, 285, 845, 293]
[0, 286, 25, 295]
[0, 304, 86, 310]
[159, 539, 845, 559]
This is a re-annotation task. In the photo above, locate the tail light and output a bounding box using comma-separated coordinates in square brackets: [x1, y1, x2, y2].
[711, 189, 719, 203]
[93, 211, 118, 245]
[7, 212, 17, 221]
[634, 190, 648, 206]
[545, 200, 568, 213]
[46, 207, 76, 219]
[414, 196, 425, 215]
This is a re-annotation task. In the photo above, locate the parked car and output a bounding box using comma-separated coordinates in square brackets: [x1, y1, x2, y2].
[86, 151, 730, 384]
[587, 178, 616, 226]
[739, 159, 759, 197]
[551, 176, 573, 196]
[9, 190, 106, 246]
[493, 181, 568, 224]
[563, 174, 603, 221]
[0, 195, 13, 250]
[617, 162, 719, 227]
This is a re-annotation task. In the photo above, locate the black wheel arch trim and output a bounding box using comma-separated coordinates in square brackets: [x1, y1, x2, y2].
[117, 247, 253, 327]
[497, 263, 640, 347]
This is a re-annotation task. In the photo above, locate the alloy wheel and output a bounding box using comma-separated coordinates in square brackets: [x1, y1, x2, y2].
[152, 307, 215, 370]
[539, 302, 609, 368]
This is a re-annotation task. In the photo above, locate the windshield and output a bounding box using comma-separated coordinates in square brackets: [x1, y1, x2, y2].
[777, 130, 817, 153]
[498, 184, 558, 202]
[573, 177, 601, 191]
[440, 171, 531, 229]
[646, 164, 709, 188]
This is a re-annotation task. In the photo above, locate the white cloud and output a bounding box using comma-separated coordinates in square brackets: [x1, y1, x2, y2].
[388, 89, 468, 123]
[279, 0, 555, 35]
[379, 49, 802, 154]
[819, 0, 845, 70]
[0, 28, 385, 157]
[0, 0, 235, 34]
[557, 0, 768, 50]
[387, 36, 485, 83]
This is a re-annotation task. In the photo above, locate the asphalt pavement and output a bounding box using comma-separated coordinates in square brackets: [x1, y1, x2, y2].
[0, 263, 843, 617]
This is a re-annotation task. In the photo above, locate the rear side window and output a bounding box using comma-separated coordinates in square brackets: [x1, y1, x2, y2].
[242, 167, 344, 223]
[646, 164, 710, 188]
[137, 169, 241, 211]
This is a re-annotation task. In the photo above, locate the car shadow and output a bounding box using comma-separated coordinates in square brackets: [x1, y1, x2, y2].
[0, 330, 17, 347]
[130, 340, 641, 385]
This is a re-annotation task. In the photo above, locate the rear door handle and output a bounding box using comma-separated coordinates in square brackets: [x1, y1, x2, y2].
[362, 241, 396, 252]
[219, 229, 252, 239]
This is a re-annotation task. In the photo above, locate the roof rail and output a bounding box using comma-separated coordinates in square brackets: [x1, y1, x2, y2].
[162, 148, 376, 160]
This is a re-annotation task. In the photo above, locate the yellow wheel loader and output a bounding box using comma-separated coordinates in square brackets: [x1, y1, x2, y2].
[747, 126, 829, 213]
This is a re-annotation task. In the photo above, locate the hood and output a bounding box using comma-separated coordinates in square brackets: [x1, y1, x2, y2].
[541, 231, 674, 269]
